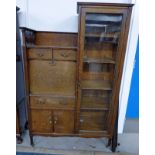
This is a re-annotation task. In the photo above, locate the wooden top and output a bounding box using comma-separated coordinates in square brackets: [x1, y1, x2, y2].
[77, 2, 134, 13]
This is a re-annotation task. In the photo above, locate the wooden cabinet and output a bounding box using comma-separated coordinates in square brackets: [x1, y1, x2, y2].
[21, 2, 133, 151]
[22, 30, 77, 145]
[76, 3, 133, 141]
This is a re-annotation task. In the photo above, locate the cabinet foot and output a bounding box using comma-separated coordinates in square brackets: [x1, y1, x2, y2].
[30, 135, 34, 146]
[111, 103, 119, 152]
[106, 138, 111, 147]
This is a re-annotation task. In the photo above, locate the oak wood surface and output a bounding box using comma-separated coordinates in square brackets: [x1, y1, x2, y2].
[21, 2, 132, 140]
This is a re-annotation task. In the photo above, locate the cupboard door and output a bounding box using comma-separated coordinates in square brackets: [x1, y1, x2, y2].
[79, 111, 108, 131]
[53, 110, 75, 134]
[29, 60, 76, 96]
[31, 109, 52, 133]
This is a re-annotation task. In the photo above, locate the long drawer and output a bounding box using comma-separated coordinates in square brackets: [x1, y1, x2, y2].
[30, 96, 75, 109]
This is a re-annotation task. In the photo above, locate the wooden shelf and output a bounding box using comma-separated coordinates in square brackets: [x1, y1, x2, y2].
[81, 80, 112, 90]
[83, 57, 115, 64]
[85, 32, 119, 38]
[81, 107, 109, 111]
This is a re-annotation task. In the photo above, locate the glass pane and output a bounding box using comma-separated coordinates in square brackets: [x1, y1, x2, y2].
[83, 62, 113, 73]
[81, 90, 111, 109]
[84, 13, 123, 61]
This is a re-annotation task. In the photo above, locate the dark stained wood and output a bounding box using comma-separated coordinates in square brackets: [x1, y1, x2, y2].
[29, 60, 76, 96]
[53, 49, 76, 61]
[28, 48, 52, 60]
[79, 110, 108, 131]
[76, 3, 133, 139]
[35, 32, 77, 47]
[21, 2, 132, 145]
[77, 2, 134, 13]
[53, 110, 75, 134]
[30, 96, 75, 109]
[81, 80, 112, 90]
[31, 109, 52, 133]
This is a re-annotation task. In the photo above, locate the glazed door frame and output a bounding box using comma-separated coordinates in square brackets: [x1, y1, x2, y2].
[77, 6, 131, 137]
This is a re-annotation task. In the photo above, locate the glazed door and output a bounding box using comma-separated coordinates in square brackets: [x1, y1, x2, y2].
[53, 110, 75, 134]
[77, 7, 128, 134]
[31, 109, 53, 134]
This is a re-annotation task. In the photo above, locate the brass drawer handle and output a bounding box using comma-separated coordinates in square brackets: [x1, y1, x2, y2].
[59, 101, 66, 105]
[37, 53, 44, 57]
[49, 120, 53, 124]
[49, 61, 56, 66]
[60, 52, 70, 57]
[80, 119, 84, 123]
[37, 99, 45, 104]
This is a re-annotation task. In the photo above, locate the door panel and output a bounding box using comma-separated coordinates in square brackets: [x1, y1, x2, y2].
[31, 109, 52, 133]
[29, 60, 76, 96]
[53, 110, 75, 134]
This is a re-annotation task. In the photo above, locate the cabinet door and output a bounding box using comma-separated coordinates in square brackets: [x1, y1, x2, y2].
[29, 60, 76, 96]
[53, 110, 75, 134]
[31, 109, 52, 133]
[77, 7, 130, 135]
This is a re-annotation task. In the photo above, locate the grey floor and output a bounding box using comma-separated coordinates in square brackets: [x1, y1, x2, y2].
[17, 119, 139, 155]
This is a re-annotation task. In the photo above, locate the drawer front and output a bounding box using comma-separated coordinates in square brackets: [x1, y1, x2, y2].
[53, 49, 76, 61]
[28, 48, 52, 60]
[29, 60, 76, 96]
[79, 111, 108, 131]
[30, 96, 75, 109]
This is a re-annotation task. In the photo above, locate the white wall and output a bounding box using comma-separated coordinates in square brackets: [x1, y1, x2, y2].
[17, 0, 133, 32]
[16, 0, 138, 133]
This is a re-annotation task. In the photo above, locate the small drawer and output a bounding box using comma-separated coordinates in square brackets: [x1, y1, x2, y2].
[30, 96, 75, 109]
[53, 49, 76, 61]
[28, 48, 52, 60]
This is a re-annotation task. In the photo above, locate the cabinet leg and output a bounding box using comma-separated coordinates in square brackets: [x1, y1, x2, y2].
[111, 102, 119, 152]
[30, 135, 34, 146]
[16, 135, 23, 144]
[106, 138, 111, 147]
[111, 129, 118, 152]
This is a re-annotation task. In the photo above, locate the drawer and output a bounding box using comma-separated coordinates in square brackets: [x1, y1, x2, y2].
[28, 48, 52, 60]
[53, 49, 76, 61]
[30, 96, 75, 109]
[79, 111, 108, 131]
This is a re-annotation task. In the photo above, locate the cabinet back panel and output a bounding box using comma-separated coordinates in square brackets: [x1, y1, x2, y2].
[80, 111, 108, 131]
[35, 32, 77, 47]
